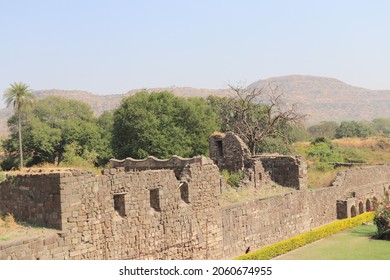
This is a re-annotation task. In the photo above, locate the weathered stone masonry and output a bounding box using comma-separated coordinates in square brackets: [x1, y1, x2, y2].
[1, 134, 390, 260]
[0, 157, 224, 260]
[208, 132, 307, 190]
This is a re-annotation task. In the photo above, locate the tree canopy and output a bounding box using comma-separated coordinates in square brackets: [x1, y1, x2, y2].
[112, 91, 220, 159]
[372, 118, 390, 136]
[335, 121, 374, 139]
[2, 96, 111, 168]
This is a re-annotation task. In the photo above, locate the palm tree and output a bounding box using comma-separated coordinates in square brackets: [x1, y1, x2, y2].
[3, 82, 35, 170]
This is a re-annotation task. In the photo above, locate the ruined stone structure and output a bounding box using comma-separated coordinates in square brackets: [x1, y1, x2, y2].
[208, 132, 307, 189]
[1, 133, 390, 260]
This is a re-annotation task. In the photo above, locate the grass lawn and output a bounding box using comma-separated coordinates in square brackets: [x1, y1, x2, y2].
[274, 224, 390, 260]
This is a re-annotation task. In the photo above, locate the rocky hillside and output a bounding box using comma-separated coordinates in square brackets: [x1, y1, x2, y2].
[0, 75, 389, 135]
[250, 75, 390, 124]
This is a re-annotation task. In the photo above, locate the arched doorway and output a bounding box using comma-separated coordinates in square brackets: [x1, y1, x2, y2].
[373, 196, 379, 209]
[366, 199, 371, 212]
[358, 201, 364, 214]
[351, 205, 357, 217]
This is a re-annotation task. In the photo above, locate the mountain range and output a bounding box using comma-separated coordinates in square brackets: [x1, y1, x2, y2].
[0, 75, 389, 135]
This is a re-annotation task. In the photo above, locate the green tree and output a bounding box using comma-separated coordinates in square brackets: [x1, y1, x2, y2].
[3, 96, 109, 168]
[3, 82, 35, 169]
[372, 118, 390, 136]
[305, 138, 343, 171]
[112, 91, 219, 159]
[335, 121, 374, 139]
[96, 111, 114, 166]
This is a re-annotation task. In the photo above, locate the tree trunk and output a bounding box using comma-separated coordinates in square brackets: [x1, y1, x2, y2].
[18, 114, 23, 170]
[250, 141, 256, 156]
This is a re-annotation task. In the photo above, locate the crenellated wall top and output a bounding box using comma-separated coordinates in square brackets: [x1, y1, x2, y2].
[109, 155, 213, 171]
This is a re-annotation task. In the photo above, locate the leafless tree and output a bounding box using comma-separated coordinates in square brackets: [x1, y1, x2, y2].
[225, 83, 306, 155]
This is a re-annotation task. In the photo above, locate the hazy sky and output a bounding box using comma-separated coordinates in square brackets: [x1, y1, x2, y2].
[1, 0, 390, 104]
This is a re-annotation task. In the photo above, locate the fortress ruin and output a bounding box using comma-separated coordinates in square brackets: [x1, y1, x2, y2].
[0, 132, 389, 260]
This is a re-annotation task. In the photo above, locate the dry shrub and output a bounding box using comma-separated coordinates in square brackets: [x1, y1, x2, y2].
[308, 167, 345, 189]
[4, 213, 18, 229]
[332, 137, 380, 148]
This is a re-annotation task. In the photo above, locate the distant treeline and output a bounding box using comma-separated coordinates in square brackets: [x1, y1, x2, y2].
[306, 119, 390, 140]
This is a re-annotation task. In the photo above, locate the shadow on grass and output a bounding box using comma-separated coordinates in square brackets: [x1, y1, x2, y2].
[349, 224, 376, 237]
[349, 224, 390, 241]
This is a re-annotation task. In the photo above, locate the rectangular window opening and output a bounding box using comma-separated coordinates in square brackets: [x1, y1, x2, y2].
[180, 182, 190, 204]
[114, 193, 126, 217]
[150, 188, 161, 211]
[216, 140, 223, 157]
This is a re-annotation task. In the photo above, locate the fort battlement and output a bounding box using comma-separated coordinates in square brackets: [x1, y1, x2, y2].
[110, 155, 212, 172]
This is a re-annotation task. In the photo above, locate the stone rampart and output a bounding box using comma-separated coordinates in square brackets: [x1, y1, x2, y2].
[0, 231, 62, 260]
[221, 165, 389, 258]
[0, 171, 63, 229]
[1, 161, 389, 260]
[1, 159, 224, 260]
[222, 191, 310, 258]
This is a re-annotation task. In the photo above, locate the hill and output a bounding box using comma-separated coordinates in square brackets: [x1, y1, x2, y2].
[0, 75, 389, 135]
[250, 75, 390, 124]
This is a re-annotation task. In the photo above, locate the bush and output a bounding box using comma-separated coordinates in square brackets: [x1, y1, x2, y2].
[236, 212, 374, 260]
[339, 147, 368, 163]
[306, 142, 343, 163]
[335, 121, 374, 139]
[0, 172, 6, 182]
[0, 212, 18, 230]
[0, 157, 19, 171]
[373, 193, 390, 240]
[221, 169, 245, 188]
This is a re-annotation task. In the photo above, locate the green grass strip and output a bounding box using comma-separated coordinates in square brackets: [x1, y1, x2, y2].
[236, 212, 375, 260]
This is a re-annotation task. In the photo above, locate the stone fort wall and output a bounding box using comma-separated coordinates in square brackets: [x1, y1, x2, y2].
[222, 165, 390, 258]
[0, 158, 224, 260]
[0, 172, 62, 229]
[1, 162, 389, 260]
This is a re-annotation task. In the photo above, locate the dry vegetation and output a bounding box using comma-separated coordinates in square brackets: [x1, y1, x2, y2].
[307, 167, 347, 189]
[294, 136, 390, 189]
[219, 137, 390, 202]
[0, 212, 55, 241]
[0, 212, 21, 240]
[332, 137, 390, 164]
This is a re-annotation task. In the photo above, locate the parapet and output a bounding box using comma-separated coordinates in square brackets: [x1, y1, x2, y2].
[109, 155, 213, 171]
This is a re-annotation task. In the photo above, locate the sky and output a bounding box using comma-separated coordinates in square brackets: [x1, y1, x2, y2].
[1, 0, 390, 107]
